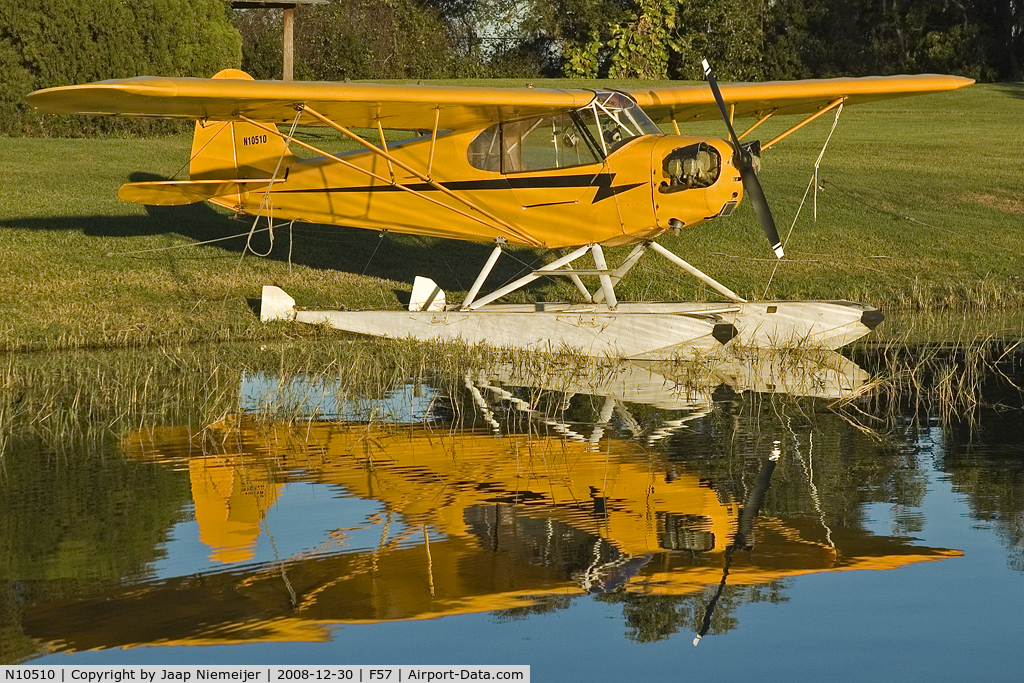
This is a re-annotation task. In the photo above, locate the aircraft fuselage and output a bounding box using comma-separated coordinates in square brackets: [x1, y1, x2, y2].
[208, 121, 744, 249]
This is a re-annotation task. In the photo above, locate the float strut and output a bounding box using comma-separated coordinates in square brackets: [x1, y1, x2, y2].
[591, 244, 618, 310]
[462, 240, 505, 309]
[593, 242, 649, 304]
[649, 242, 746, 303]
[468, 244, 592, 310]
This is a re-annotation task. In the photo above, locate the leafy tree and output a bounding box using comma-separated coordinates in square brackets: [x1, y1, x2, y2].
[762, 0, 816, 79]
[515, 0, 634, 76]
[669, 0, 766, 80]
[0, 0, 241, 136]
[235, 0, 484, 81]
[562, 0, 764, 79]
[564, 31, 605, 77]
[607, 0, 680, 79]
[762, 0, 1006, 81]
[985, 0, 1024, 80]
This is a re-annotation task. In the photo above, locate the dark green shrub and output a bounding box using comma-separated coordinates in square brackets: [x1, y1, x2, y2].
[1, 0, 241, 137]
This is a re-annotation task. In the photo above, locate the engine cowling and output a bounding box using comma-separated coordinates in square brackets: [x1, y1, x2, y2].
[650, 135, 744, 232]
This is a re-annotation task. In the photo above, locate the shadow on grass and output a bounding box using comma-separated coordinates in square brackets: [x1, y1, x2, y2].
[0, 173, 551, 295]
[995, 83, 1024, 99]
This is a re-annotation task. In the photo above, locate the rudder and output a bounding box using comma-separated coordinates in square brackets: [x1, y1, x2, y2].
[189, 69, 297, 181]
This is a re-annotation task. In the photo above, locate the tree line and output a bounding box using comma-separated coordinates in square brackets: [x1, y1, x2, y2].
[2, 0, 1020, 136]
[237, 0, 1021, 81]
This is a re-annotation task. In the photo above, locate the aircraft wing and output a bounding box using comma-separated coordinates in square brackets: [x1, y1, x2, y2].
[27, 75, 595, 131]
[29, 71, 972, 130]
[625, 74, 974, 123]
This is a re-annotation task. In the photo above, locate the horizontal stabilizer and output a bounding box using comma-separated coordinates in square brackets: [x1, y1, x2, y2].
[118, 179, 274, 206]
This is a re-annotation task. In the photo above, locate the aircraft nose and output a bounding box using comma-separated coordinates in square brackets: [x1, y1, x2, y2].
[650, 136, 744, 233]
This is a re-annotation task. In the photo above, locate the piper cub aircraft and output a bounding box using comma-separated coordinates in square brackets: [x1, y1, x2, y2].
[28, 64, 972, 358]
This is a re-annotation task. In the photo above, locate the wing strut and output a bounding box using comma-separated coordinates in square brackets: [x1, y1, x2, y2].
[239, 116, 530, 244]
[427, 107, 440, 178]
[299, 105, 542, 247]
[763, 98, 845, 151]
[738, 109, 776, 141]
[375, 120, 396, 182]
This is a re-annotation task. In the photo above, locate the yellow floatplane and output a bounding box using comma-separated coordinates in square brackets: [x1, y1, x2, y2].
[28, 64, 972, 357]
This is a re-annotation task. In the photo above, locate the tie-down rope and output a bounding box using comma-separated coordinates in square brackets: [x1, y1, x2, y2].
[763, 103, 844, 299]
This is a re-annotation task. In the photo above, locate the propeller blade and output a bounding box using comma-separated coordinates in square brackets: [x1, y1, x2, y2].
[701, 59, 742, 150]
[701, 59, 784, 259]
[740, 164, 784, 259]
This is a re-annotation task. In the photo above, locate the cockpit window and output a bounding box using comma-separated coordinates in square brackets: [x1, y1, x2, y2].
[467, 124, 503, 172]
[467, 112, 602, 173]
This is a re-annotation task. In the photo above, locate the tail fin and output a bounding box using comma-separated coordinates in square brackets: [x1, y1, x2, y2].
[189, 69, 298, 180]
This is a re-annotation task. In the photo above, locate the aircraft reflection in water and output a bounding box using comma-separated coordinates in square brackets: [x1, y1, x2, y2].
[25, 351, 961, 653]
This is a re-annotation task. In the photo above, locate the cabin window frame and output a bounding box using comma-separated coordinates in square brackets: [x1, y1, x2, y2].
[467, 112, 604, 175]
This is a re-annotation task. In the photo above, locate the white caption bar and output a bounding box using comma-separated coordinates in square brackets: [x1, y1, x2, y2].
[0, 667, 529, 683]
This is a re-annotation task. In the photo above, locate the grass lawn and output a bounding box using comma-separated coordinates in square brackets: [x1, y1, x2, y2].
[1, 81, 1021, 352]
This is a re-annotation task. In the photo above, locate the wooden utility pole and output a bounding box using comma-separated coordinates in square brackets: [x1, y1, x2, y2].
[229, 0, 327, 81]
[282, 6, 294, 81]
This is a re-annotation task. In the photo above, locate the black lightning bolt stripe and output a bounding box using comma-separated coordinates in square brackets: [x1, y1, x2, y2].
[274, 173, 644, 204]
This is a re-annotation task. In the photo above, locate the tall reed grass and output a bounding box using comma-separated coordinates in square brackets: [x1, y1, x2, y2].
[1, 327, 1021, 468]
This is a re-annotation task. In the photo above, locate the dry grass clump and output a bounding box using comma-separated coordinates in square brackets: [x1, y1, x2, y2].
[2, 322, 1022, 468]
[837, 331, 1022, 433]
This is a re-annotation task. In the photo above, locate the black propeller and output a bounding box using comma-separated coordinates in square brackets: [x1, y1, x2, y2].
[702, 59, 784, 259]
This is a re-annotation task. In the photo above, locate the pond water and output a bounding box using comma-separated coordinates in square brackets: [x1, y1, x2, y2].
[1, 334, 1023, 681]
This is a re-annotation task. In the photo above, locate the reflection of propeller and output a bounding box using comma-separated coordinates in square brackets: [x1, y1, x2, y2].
[694, 445, 781, 646]
[702, 59, 784, 259]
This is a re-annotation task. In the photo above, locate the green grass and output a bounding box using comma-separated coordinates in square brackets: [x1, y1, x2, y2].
[1, 82, 1022, 352]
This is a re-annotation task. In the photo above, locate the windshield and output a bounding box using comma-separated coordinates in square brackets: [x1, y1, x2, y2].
[577, 90, 661, 156]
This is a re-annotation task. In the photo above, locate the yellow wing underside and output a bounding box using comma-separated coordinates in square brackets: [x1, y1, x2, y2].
[28, 74, 973, 130]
